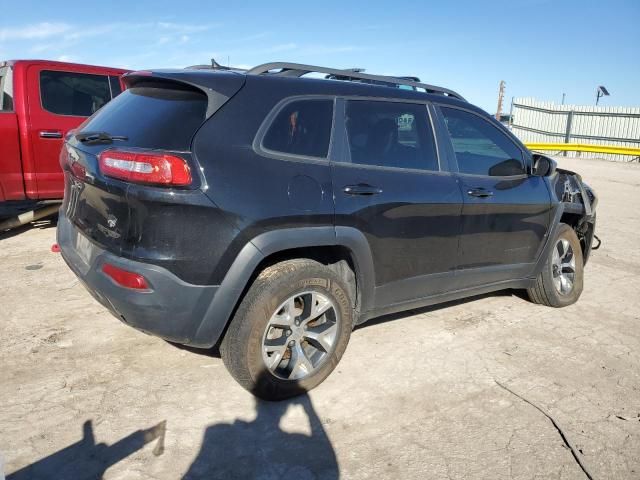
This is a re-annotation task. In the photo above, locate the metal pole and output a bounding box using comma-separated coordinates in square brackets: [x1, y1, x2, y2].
[561, 93, 566, 105]
[508, 96, 514, 129]
[495, 80, 505, 121]
[564, 110, 574, 157]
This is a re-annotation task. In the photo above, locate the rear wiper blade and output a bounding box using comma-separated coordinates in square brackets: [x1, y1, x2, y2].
[75, 131, 129, 145]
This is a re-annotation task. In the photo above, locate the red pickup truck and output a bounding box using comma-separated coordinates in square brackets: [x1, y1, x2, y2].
[0, 59, 128, 225]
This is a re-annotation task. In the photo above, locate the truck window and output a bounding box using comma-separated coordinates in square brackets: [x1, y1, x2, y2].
[40, 70, 111, 117]
[0, 66, 13, 111]
[109, 76, 123, 97]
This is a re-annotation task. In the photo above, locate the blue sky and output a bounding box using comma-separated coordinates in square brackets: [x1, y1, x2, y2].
[1, 0, 638, 113]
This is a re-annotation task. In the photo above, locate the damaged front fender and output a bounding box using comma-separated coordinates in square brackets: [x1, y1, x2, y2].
[552, 167, 599, 264]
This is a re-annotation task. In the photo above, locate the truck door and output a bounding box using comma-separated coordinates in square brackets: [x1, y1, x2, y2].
[25, 65, 116, 199]
[0, 65, 24, 202]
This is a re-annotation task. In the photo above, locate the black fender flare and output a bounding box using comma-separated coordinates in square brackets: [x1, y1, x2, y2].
[531, 197, 597, 276]
[531, 203, 564, 277]
[191, 226, 375, 347]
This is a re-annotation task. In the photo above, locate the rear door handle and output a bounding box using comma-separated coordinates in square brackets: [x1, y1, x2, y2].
[467, 188, 494, 198]
[39, 130, 63, 139]
[343, 184, 383, 196]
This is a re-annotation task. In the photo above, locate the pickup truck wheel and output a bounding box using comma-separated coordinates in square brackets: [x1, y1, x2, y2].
[220, 259, 353, 400]
[528, 223, 584, 307]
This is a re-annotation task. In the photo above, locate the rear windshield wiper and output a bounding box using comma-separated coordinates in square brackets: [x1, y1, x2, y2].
[75, 131, 129, 145]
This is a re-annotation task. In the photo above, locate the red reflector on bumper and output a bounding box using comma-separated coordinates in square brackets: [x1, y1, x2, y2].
[102, 263, 149, 290]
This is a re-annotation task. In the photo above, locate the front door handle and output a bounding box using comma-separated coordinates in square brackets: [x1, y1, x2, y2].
[467, 187, 494, 198]
[39, 130, 63, 139]
[343, 184, 383, 196]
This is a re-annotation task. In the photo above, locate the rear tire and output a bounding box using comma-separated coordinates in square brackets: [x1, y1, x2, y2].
[528, 223, 584, 307]
[220, 259, 354, 400]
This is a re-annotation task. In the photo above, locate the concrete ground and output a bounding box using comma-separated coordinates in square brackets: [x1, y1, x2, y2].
[1, 156, 639, 480]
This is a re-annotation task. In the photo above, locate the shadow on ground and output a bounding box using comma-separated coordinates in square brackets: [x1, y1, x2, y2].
[0, 216, 58, 241]
[8, 373, 338, 480]
[7, 419, 166, 480]
[184, 388, 338, 479]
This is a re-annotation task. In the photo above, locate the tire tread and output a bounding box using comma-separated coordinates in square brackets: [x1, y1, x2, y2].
[527, 223, 583, 308]
[220, 259, 353, 399]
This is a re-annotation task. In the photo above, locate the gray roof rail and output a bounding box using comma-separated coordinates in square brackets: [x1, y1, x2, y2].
[247, 61, 465, 101]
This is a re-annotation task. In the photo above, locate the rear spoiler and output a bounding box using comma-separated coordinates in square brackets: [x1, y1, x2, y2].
[123, 70, 246, 117]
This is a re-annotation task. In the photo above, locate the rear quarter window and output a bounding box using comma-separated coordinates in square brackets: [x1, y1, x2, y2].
[79, 84, 208, 151]
[261, 99, 334, 158]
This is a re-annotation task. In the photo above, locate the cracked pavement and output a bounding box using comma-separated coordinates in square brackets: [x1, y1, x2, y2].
[1, 156, 639, 479]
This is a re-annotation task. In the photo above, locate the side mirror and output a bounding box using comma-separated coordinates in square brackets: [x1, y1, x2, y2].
[532, 154, 557, 177]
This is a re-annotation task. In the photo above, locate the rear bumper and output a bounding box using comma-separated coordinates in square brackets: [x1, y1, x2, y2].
[57, 213, 221, 346]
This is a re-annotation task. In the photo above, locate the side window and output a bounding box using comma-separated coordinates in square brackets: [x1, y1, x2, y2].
[441, 107, 525, 176]
[40, 70, 111, 117]
[0, 67, 13, 111]
[262, 99, 334, 158]
[344, 100, 438, 171]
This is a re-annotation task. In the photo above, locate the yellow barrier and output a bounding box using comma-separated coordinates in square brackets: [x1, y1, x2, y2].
[524, 142, 640, 157]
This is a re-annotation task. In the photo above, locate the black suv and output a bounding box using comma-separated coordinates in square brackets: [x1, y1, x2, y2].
[58, 62, 598, 400]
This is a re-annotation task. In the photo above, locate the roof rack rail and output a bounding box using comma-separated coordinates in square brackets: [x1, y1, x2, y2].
[247, 62, 466, 101]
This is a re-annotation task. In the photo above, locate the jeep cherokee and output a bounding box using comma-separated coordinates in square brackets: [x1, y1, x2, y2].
[57, 62, 598, 400]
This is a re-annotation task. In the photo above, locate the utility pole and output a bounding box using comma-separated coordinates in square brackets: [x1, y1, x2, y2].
[495, 80, 506, 121]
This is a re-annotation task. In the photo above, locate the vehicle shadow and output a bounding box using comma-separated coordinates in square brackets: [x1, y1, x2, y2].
[165, 341, 222, 358]
[183, 371, 339, 480]
[7, 419, 166, 480]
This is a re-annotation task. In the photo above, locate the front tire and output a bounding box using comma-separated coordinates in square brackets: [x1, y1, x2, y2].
[220, 259, 354, 400]
[528, 223, 584, 307]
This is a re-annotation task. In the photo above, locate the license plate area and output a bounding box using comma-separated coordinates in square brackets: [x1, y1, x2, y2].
[75, 230, 94, 267]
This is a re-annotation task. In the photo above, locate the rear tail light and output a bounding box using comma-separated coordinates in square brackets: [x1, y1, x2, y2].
[61, 145, 87, 179]
[70, 161, 87, 179]
[102, 263, 150, 290]
[98, 150, 191, 186]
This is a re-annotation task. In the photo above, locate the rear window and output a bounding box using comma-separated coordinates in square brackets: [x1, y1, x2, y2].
[40, 70, 111, 116]
[79, 85, 208, 151]
[262, 99, 334, 158]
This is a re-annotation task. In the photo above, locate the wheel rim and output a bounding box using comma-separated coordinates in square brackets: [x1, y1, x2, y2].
[261, 291, 340, 381]
[551, 238, 576, 295]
